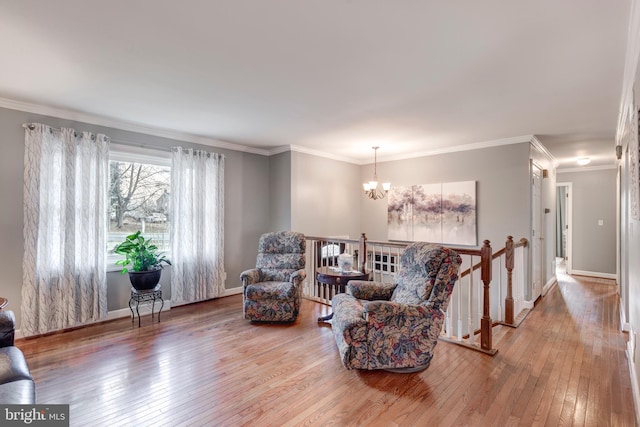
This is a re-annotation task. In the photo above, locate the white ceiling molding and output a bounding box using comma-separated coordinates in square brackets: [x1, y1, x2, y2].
[616, 0, 640, 147]
[3, 96, 544, 164]
[372, 135, 538, 164]
[0, 97, 270, 156]
[271, 136, 546, 165]
[530, 135, 559, 168]
[557, 164, 617, 173]
[274, 145, 362, 164]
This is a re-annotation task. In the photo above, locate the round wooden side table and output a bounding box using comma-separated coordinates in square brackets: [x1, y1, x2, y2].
[316, 267, 369, 322]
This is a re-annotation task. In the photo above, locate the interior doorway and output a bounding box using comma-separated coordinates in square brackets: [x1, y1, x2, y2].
[556, 182, 572, 275]
[531, 164, 543, 300]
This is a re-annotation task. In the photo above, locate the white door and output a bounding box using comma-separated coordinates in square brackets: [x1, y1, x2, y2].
[531, 164, 543, 300]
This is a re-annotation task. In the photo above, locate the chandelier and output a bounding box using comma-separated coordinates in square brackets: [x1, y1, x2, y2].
[363, 146, 391, 200]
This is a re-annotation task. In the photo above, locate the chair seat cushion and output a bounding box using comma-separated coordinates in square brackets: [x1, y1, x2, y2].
[245, 281, 296, 300]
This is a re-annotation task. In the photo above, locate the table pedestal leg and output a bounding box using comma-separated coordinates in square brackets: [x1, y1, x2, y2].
[317, 313, 333, 322]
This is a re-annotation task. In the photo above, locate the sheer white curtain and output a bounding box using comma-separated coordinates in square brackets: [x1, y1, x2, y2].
[170, 147, 225, 305]
[22, 124, 109, 336]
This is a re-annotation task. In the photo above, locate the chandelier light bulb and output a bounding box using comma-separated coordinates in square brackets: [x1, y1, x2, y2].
[362, 146, 391, 200]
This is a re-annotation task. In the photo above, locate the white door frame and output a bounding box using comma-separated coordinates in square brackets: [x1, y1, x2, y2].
[556, 182, 573, 274]
[531, 163, 543, 301]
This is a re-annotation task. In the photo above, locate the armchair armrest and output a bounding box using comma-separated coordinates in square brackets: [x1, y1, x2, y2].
[362, 301, 443, 325]
[290, 269, 307, 284]
[347, 281, 397, 301]
[240, 269, 260, 287]
[0, 310, 16, 347]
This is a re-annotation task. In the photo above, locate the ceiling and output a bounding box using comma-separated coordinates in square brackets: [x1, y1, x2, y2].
[0, 1, 632, 168]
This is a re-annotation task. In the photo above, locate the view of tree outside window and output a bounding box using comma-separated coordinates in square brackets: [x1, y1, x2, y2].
[107, 160, 171, 257]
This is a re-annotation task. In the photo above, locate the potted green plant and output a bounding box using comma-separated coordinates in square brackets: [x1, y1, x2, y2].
[114, 231, 171, 290]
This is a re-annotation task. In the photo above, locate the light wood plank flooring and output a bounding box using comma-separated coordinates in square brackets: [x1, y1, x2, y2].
[17, 273, 636, 426]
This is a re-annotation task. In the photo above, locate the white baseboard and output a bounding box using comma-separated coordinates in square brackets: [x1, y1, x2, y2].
[107, 299, 172, 321]
[543, 276, 557, 296]
[15, 301, 171, 339]
[570, 270, 617, 280]
[626, 330, 640, 426]
[620, 297, 631, 332]
[15, 289, 243, 339]
[222, 287, 243, 297]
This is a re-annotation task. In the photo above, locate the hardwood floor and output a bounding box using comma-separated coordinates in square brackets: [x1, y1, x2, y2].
[18, 273, 636, 426]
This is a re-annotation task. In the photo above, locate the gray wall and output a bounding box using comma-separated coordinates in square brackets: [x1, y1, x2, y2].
[269, 151, 292, 232]
[290, 151, 361, 238]
[558, 168, 617, 275]
[359, 143, 532, 250]
[0, 107, 270, 326]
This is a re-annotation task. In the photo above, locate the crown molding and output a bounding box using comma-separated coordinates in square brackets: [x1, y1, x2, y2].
[272, 145, 361, 164]
[271, 136, 540, 165]
[363, 135, 536, 164]
[0, 97, 557, 164]
[0, 97, 271, 156]
[530, 135, 559, 167]
[557, 164, 617, 173]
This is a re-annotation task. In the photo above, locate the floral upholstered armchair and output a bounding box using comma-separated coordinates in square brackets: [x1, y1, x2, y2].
[241, 231, 307, 322]
[331, 242, 461, 372]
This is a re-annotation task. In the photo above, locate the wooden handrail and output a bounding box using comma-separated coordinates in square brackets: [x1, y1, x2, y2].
[459, 236, 528, 279]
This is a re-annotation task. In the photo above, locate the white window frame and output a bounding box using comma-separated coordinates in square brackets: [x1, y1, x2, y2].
[107, 144, 172, 272]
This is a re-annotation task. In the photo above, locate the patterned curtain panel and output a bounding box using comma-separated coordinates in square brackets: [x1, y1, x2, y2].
[170, 147, 225, 305]
[22, 124, 109, 336]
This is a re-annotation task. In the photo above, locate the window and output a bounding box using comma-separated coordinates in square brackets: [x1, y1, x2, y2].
[107, 145, 171, 269]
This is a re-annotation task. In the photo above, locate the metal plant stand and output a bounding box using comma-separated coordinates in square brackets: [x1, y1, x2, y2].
[129, 285, 163, 327]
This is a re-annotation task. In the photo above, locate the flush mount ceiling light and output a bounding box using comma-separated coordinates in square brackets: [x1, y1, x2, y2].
[363, 146, 391, 200]
[576, 157, 591, 166]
